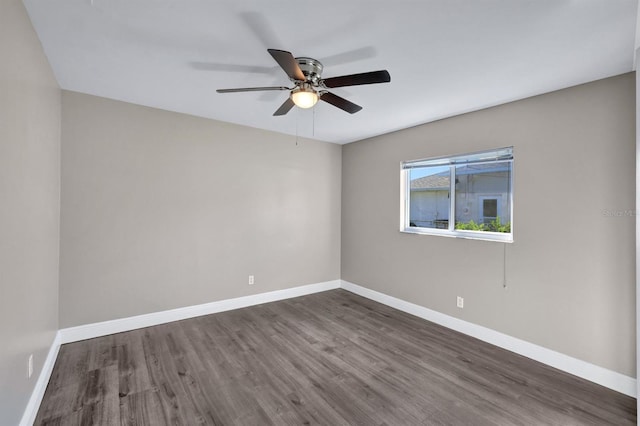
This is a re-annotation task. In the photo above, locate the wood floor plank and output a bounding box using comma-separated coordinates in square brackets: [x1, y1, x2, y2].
[116, 337, 153, 398]
[119, 388, 166, 426]
[35, 289, 636, 425]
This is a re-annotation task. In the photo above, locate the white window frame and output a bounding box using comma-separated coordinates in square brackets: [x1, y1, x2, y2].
[400, 147, 513, 243]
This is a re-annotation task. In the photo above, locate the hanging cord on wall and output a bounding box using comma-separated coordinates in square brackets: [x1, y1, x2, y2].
[503, 243, 508, 289]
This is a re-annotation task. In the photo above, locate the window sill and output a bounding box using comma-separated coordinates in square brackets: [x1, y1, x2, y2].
[400, 227, 513, 243]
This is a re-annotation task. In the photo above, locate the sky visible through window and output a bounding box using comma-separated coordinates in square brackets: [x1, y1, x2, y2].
[409, 165, 449, 180]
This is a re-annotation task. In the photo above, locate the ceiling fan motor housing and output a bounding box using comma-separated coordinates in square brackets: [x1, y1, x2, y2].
[295, 57, 323, 85]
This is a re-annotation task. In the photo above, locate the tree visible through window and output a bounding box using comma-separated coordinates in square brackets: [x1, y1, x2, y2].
[401, 147, 513, 242]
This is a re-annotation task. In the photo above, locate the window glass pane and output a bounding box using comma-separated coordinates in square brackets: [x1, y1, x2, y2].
[408, 166, 450, 229]
[454, 162, 511, 233]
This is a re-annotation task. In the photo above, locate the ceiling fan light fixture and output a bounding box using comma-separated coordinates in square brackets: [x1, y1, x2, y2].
[291, 86, 318, 109]
[217, 49, 390, 116]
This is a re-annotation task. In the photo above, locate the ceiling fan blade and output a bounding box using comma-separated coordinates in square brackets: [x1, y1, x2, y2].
[320, 46, 377, 67]
[216, 86, 289, 93]
[322, 70, 391, 88]
[191, 62, 275, 74]
[320, 92, 362, 114]
[240, 12, 282, 49]
[267, 49, 305, 81]
[273, 97, 295, 116]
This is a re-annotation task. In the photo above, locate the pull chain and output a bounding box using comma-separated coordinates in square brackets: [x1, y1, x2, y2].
[295, 107, 299, 146]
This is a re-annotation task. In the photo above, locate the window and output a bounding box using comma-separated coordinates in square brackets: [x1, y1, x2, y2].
[401, 147, 513, 242]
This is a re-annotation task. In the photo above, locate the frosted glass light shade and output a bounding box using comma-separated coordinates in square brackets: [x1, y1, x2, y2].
[291, 88, 318, 109]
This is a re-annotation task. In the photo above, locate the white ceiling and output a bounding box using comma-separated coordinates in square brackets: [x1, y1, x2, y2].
[23, 0, 638, 144]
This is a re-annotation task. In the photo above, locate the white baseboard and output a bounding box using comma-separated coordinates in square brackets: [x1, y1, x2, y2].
[340, 280, 637, 398]
[59, 280, 341, 344]
[19, 331, 61, 426]
[24, 280, 340, 424]
[22, 277, 635, 426]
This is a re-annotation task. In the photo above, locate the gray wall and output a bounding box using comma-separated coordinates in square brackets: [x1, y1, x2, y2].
[0, 1, 61, 424]
[59, 92, 341, 328]
[1, 8, 634, 422]
[342, 73, 636, 376]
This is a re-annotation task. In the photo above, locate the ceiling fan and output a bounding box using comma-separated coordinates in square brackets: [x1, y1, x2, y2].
[216, 49, 391, 116]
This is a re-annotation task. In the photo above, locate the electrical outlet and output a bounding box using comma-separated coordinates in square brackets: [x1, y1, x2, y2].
[248, 275, 254, 285]
[456, 296, 464, 309]
[28, 354, 33, 379]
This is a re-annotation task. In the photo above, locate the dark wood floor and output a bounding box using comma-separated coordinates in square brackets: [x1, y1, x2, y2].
[35, 289, 635, 425]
